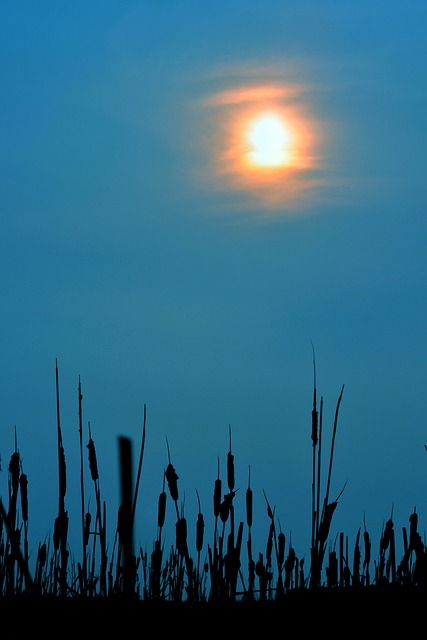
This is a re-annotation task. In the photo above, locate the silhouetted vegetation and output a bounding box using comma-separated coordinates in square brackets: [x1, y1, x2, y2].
[0, 358, 426, 630]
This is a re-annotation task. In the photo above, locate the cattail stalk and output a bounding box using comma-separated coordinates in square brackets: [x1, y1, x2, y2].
[131, 403, 147, 527]
[55, 359, 69, 597]
[77, 375, 87, 594]
[195, 489, 205, 599]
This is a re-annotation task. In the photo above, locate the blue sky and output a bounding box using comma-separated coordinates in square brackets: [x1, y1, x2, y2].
[1, 1, 427, 574]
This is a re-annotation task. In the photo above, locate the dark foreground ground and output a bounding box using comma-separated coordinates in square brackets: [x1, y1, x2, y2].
[1, 585, 424, 635]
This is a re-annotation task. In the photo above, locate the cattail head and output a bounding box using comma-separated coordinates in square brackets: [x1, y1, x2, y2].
[255, 553, 265, 578]
[9, 451, 20, 495]
[87, 437, 99, 482]
[409, 509, 418, 528]
[363, 529, 371, 568]
[246, 466, 253, 528]
[196, 512, 204, 553]
[58, 445, 67, 500]
[219, 491, 235, 524]
[165, 463, 179, 502]
[353, 540, 361, 583]
[151, 539, 162, 572]
[278, 531, 285, 566]
[53, 511, 68, 551]
[311, 405, 318, 446]
[227, 450, 235, 492]
[246, 486, 253, 529]
[157, 490, 167, 529]
[285, 547, 296, 571]
[380, 518, 394, 553]
[19, 473, 28, 522]
[266, 523, 274, 565]
[227, 426, 235, 492]
[311, 342, 318, 446]
[83, 512, 91, 547]
[409, 509, 418, 549]
[213, 477, 222, 517]
[317, 501, 337, 546]
[195, 489, 204, 552]
[176, 516, 188, 557]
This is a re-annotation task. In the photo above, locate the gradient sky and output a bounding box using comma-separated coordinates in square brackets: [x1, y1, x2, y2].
[2, 1, 427, 572]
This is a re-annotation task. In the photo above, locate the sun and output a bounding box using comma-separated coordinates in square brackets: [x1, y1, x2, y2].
[245, 113, 293, 167]
[197, 81, 324, 209]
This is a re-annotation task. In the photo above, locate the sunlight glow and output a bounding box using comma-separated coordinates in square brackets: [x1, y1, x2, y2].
[246, 113, 293, 167]
[197, 79, 325, 212]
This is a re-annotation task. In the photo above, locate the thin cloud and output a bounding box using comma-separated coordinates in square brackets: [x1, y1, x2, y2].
[203, 83, 305, 107]
[183, 66, 329, 216]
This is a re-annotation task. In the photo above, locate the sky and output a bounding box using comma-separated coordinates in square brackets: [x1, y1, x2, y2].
[1, 0, 427, 580]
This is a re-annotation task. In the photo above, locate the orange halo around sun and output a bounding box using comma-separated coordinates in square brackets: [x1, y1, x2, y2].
[199, 82, 323, 209]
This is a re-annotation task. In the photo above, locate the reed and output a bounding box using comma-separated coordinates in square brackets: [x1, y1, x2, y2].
[0, 358, 426, 611]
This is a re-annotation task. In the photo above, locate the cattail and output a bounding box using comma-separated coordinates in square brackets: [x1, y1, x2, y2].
[266, 523, 274, 566]
[151, 539, 162, 571]
[55, 362, 67, 505]
[196, 490, 204, 552]
[380, 518, 394, 553]
[353, 529, 361, 585]
[53, 512, 68, 551]
[19, 473, 28, 522]
[158, 489, 167, 529]
[246, 466, 253, 529]
[318, 501, 337, 546]
[299, 557, 305, 587]
[227, 425, 235, 492]
[214, 479, 222, 517]
[363, 529, 371, 569]
[176, 516, 188, 557]
[213, 458, 222, 517]
[219, 491, 234, 524]
[408, 510, 424, 558]
[285, 548, 296, 576]
[58, 444, 67, 501]
[165, 463, 179, 502]
[53, 515, 60, 550]
[278, 531, 285, 567]
[83, 512, 91, 546]
[255, 553, 265, 578]
[196, 512, 204, 553]
[165, 438, 179, 502]
[9, 451, 20, 495]
[311, 341, 318, 446]
[87, 437, 99, 482]
[409, 509, 418, 550]
[311, 402, 318, 446]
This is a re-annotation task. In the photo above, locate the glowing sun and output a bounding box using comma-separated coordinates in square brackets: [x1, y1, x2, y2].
[198, 81, 324, 210]
[246, 113, 293, 167]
